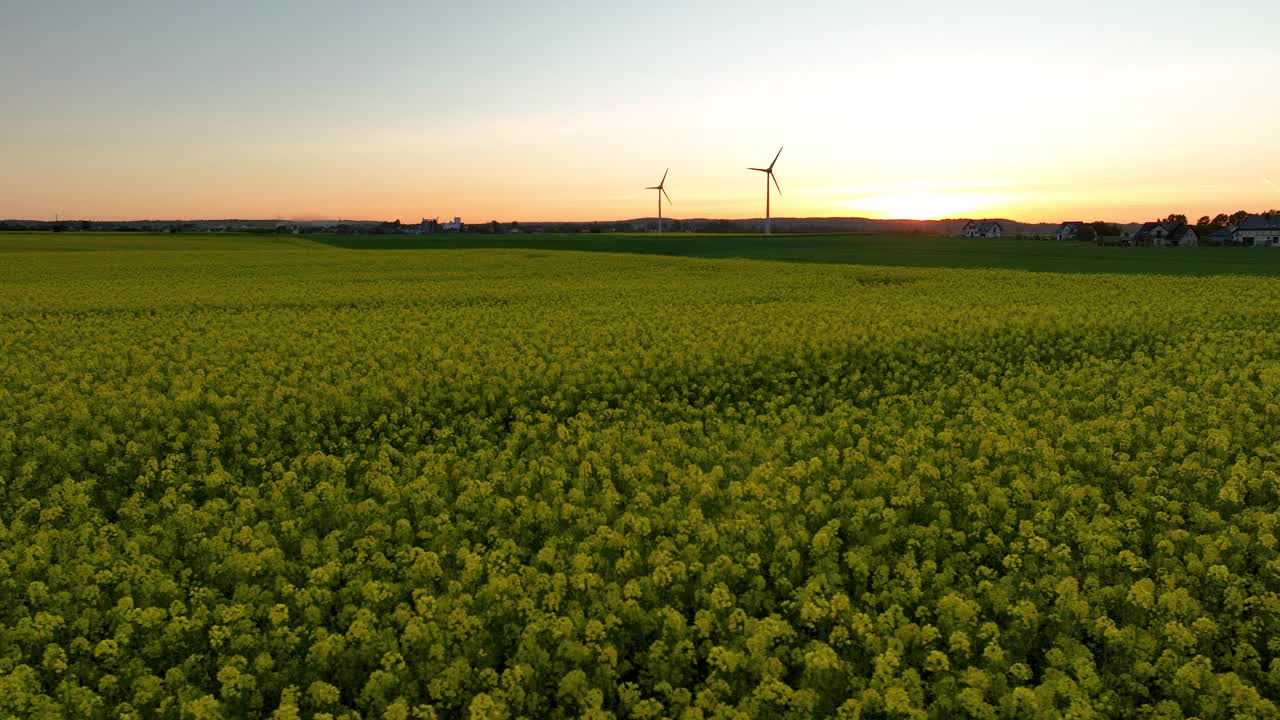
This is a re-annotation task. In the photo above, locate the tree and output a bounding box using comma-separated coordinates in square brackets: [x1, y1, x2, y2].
[1211, 214, 1231, 229]
[1196, 216, 1211, 228]
[1165, 213, 1188, 225]
[1230, 210, 1251, 226]
[1089, 222, 1121, 238]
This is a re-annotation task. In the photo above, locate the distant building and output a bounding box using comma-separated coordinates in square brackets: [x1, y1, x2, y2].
[420, 217, 439, 234]
[1205, 226, 1235, 246]
[443, 217, 464, 232]
[1131, 221, 1198, 247]
[1232, 215, 1280, 247]
[1171, 225, 1197, 246]
[1056, 222, 1086, 241]
[963, 220, 1004, 238]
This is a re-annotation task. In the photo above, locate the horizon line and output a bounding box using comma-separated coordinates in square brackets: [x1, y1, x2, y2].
[1, 214, 1225, 227]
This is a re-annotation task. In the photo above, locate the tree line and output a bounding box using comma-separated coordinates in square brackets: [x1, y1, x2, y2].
[1193, 211, 1279, 230]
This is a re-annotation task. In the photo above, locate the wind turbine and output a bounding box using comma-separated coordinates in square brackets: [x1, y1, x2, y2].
[749, 146, 783, 234]
[646, 169, 672, 233]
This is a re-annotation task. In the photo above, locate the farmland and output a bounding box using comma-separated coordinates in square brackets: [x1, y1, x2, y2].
[4, 233, 1280, 718]
[316, 231, 1280, 277]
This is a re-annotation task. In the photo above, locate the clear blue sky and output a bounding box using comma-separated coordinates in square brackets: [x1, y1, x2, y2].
[3, 0, 1278, 221]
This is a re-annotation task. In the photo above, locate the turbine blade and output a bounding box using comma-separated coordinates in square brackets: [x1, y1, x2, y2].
[646, 186, 660, 190]
[663, 188, 672, 204]
[769, 146, 783, 171]
[771, 172, 782, 196]
[748, 167, 767, 172]
[661, 168, 669, 185]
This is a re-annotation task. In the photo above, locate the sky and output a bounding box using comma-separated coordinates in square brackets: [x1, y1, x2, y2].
[3, 0, 1279, 223]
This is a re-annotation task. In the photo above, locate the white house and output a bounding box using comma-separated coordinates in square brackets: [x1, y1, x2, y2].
[1233, 215, 1280, 247]
[1056, 222, 1086, 241]
[443, 217, 464, 232]
[1131, 221, 1197, 247]
[963, 220, 1003, 238]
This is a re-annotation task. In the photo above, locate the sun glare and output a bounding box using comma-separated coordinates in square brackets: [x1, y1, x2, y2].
[843, 191, 995, 221]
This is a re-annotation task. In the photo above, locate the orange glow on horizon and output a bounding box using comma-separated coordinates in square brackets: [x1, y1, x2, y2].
[840, 191, 1005, 221]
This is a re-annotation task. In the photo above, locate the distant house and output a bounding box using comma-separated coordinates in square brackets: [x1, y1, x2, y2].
[1205, 226, 1235, 246]
[1131, 221, 1198, 247]
[1232, 215, 1280, 247]
[963, 220, 1004, 238]
[1169, 224, 1198, 246]
[420, 217, 439, 234]
[1056, 222, 1086, 241]
[443, 217, 464, 232]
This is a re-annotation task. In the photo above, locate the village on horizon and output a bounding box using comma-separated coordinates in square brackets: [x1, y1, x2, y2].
[5, 211, 1280, 247]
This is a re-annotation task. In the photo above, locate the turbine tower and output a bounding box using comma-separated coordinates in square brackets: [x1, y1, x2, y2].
[647, 169, 672, 233]
[748, 146, 783, 235]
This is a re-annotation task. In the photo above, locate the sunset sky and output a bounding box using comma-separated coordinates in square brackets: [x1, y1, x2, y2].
[3, 1, 1279, 223]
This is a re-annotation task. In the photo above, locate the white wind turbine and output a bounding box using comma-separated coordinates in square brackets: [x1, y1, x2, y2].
[646, 169, 672, 233]
[748, 146, 783, 234]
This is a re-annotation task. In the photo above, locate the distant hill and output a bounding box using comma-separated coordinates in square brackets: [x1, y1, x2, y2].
[0, 216, 1143, 237]
[567, 217, 1143, 237]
